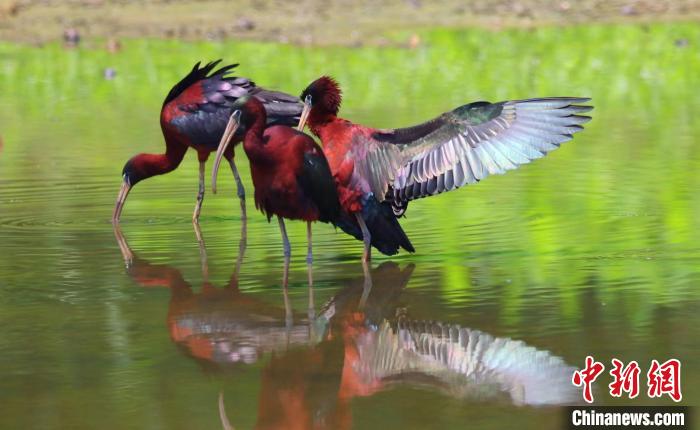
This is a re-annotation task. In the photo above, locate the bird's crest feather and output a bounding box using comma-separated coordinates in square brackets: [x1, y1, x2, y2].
[163, 60, 240, 107]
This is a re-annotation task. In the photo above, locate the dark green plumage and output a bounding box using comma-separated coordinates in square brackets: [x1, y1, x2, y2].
[452, 101, 504, 125]
[297, 150, 341, 224]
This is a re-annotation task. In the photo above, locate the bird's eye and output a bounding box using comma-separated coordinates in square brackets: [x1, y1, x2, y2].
[304, 94, 312, 105]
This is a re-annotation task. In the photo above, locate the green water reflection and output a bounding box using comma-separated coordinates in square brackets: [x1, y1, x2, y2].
[0, 22, 698, 429]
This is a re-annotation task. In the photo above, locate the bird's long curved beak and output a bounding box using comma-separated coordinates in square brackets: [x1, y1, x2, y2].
[297, 95, 312, 131]
[112, 181, 131, 223]
[212, 111, 241, 194]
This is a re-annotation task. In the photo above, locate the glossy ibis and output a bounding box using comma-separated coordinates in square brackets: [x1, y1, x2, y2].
[112, 60, 302, 223]
[211, 95, 341, 263]
[298, 77, 592, 260]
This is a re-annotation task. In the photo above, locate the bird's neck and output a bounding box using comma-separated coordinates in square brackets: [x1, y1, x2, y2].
[308, 109, 339, 138]
[242, 119, 267, 156]
[141, 144, 187, 177]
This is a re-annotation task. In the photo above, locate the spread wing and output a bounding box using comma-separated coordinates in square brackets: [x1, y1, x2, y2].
[357, 98, 592, 203]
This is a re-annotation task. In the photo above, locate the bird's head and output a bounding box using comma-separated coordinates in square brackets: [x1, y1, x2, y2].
[210, 96, 266, 195]
[298, 76, 342, 131]
[230, 95, 266, 129]
[121, 156, 147, 188]
[112, 154, 156, 222]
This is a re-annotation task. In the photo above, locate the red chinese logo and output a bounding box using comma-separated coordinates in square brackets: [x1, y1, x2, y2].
[572, 356, 605, 403]
[609, 359, 640, 398]
[647, 359, 682, 402]
[573, 357, 682, 403]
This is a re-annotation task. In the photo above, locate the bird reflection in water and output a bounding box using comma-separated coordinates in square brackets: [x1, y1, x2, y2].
[114, 226, 578, 429]
[114, 222, 308, 367]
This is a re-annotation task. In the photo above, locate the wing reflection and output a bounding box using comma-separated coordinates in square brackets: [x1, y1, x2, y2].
[115, 226, 578, 429]
[345, 318, 578, 406]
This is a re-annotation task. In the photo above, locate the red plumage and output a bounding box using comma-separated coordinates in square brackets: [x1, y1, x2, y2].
[247, 127, 325, 222]
[229, 97, 339, 223]
[211, 96, 341, 260]
[313, 120, 367, 213]
[301, 77, 378, 214]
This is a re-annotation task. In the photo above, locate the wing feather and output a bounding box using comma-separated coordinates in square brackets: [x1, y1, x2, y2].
[451, 166, 462, 190]
[367, 97, 591, 203]
[298, 147, 341, 223]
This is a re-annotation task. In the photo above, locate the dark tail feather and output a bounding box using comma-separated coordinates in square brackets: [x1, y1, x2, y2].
[336, 198, 414, 256]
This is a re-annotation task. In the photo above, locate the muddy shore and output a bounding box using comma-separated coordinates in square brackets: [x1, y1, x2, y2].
[1, 0, 699, 46]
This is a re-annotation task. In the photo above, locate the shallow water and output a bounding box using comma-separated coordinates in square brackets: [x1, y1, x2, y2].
[1, 23, 699, 429]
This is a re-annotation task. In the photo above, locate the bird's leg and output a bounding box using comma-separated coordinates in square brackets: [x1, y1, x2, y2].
[235, 219, 247, 281]
[306, 221, 315, 320]
[282, 246, 293, 333]
[307, 267, 315, 321]
[306, 221, 313, 264]
[228, 158, 247, 221]
[354, 212, 372, 262]
[278, 216, 292, 259]
[239, 210, 248, 247]
[354, 212, 373, 307]
[358, 258, 373, 310]
[224, 221, 248, 293]
[192, 161, 205, 223]
[193, 221, 209, 281]
[278, 216, 293, 331]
